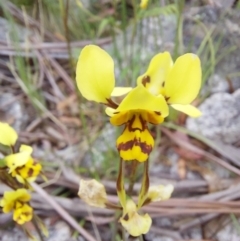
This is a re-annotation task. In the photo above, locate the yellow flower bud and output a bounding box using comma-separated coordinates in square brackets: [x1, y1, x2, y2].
[0, 122, 18, 146]
[147, 184, 174, 202]
[78, 179, 107, 208]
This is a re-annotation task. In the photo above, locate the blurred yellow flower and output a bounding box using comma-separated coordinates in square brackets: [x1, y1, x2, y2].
[120, 199, 152, 237]
[76, 45, 168, 162]
[0, 122, 18, 146]
[137, 52, 202, 117]
[140, 0, 149, 9]
[0, 188, 33, 225]
[5, 145, 42, 184]
[147, 184, 174, 202]
[78, 179, 107, 208]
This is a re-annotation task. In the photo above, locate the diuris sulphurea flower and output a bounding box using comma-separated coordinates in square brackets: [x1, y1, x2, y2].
[76, 45, 168, 162]
[0, 188, 33, 225]
[76, 45, 201, 161]
[137, 51, 202, 117]
[0, 122, 42, 185]
[5, 145, 42, 184]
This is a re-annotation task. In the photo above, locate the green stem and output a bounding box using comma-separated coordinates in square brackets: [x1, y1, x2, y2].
[128, 160, 139, 195]
[139, 234, 144, 241]
[116, 158, 126, 210]
[137, 159, 149, 209]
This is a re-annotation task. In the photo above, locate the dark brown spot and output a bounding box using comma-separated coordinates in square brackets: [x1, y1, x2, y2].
[122, 213, 129, 221]
[162, 81, 165, 87]
[22, 211, 31, 217]
[142, 75, 151, 87]
[154, 111, 161, 115]
[106, 98, 118, 109]
[28, 168, 34, 177]
[165, 96, 170, 102]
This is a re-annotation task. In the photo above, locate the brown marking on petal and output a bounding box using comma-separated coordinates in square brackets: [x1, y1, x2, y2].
[142, 75, 151, 87]
[162, 81, 165, 87]
[118, 138, 153, 155]
[139, 141, 152, 155]
[165, 96, 170, 102]
[154, 111, 161, 115]
[14, 201, 23, 209]
[123, 213, 129, 221]
[106, 98, 119, 109]
[139, 115, 147, 130]
[22, 211, 31, 217]
[28, 168, 34, 177]
[128, 115, 147, 132]
[118, 140, 135, 152]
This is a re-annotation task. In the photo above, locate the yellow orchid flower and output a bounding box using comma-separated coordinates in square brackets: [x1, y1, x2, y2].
[120, 199, 152, 237]
[76, 45, 169, 162]
[0, 122, 18, 146]
[0, 188, 33, 225]
[137, 52, 202, 117]
[5, 145, 42, 184]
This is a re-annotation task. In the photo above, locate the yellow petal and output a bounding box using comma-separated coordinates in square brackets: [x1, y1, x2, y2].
[19, 145, 33, 154]
[12, 158, 42, 184]
[137, 52, 173, 96]
[140, 0, 149, 9]
[0, 122, 18, 146]
[78, 179, 107, 208]
[171, 104, 202, 117]
[117, 85, 169, 118]
[111, 87, 132, 97]
[165, 54, 201, 104]
[110, 111, 130, 126]
[5, 145, 33, 173]
[13, 204, 33, 225]
[76, 45, 115, 104]
[105, 107, 115, 117]
[117, 121, 154, 162]
[0, 189, 31, 213]
[147, 184, 174, 202]
[120, 200, 152, 237]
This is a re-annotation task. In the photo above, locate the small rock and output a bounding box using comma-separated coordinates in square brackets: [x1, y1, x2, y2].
[187, 89, 240, 144]
[205, 74, 230, 93]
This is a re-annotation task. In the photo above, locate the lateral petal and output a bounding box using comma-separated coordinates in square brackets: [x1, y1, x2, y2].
[165, 54, 201, 104]
[76, 45, 115, 103]
[111, 87, 132, 97]
[171, 104, 202, 117]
